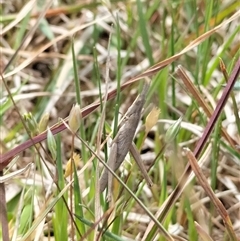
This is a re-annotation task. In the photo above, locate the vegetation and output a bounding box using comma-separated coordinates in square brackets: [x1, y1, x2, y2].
[1, 0, 239, 240]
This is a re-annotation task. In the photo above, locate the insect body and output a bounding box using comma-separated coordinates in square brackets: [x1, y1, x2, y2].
[99, 82, 152, 198]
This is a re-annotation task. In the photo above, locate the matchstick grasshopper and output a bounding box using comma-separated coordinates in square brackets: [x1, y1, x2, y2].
[99, 80, 153, 200]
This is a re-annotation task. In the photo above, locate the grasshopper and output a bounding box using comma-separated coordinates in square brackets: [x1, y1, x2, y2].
[99, 80, 153, 200]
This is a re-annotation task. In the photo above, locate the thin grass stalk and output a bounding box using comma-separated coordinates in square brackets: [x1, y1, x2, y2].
[73, 163, 85, 239]
[0, 172, 9, 241]
[137, 0, 154, 65]
[195, 221, 214, 241]
[211, 119, 221, 191]
[200, 0, 214, 85]
[71, 38, 88, 191]
[170, 7, 176, 120]
[220, 58, 240, 135]
[185, 196, 198, 240]
[13, 12, 31, 50]
[70, 136, 75, 240]
[53, 134, 68, 241]
[113, 14, 122, 138]
[95, 31, 112, 240]
[71, 38, 81, 105]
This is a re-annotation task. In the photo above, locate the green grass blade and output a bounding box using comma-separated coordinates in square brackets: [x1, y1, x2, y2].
[73, 164, 85, 238]
[136, 0, 154, 65]
[53, 134, 68, 241]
